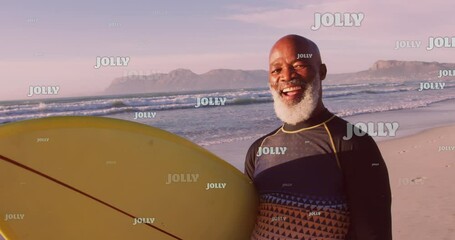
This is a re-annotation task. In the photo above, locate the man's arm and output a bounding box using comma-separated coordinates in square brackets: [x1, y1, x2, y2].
[339, 135, 392, 240]
[244, 129, 280, 181]
[244, 139, 261, 181]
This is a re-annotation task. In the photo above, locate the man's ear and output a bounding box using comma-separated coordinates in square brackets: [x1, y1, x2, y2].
[319, 64, 327, 81]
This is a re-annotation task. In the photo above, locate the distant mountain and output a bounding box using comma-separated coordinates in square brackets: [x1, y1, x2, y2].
[105, 68, 268, 94]
[105, 60, 454, 94]
[325, 60, 455, 84]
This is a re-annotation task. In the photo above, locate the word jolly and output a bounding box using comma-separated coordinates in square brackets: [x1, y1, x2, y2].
[418, 82, 445, 91]
[394, 40, 421, 49]
[28, 86, 59, 97]
[426, 36, 455, 51]
[165, 173, 199, 184]
[4, 214, 25, 221]
[311, 12, 364, 30]
[94, 56, 130, 69]
[438, 70, 454, 78]
[271, 216, 287, 222]
[343, 122, 399, 140]
[205, 182, 227, 190]
[134, 111, 156, 119]
[133, 217, 155, 225]
[256, 147, 287, 157]
[195, 97, 226, 108]
[297, 53, 312, 59]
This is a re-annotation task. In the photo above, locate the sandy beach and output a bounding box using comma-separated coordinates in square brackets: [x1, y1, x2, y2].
[205, 99, 455, 240]
[381, 125, 455, 240]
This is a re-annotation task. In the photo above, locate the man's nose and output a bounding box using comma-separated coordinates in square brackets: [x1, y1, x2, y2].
[279, 66, 296, 82]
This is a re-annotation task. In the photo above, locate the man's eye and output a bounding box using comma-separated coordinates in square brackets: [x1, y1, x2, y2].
[271, 69, 280, 74]
[294, 64, 306, 69]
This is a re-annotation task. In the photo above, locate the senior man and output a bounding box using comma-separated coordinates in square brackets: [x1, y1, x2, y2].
[245, 34, 392, 240]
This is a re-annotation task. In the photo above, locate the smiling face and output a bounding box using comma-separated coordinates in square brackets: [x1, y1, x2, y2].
[269, 35, 327, 124]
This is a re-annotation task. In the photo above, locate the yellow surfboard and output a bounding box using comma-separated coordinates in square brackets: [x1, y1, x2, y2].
[0, 117, 258, 240]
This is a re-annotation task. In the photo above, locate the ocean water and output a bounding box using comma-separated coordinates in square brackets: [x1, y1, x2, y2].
[1, 80, 455, 146]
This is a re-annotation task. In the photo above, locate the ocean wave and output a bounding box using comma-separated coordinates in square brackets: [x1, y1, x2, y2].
[335, 96, 455, 117]
[197, 134, 261, 146]
[111, 101, 128, 108]
[0, 92, 273, 121]
[324, 87, 413, 99]
[1, 82, 454, 124]
[230, 98, 272, 105]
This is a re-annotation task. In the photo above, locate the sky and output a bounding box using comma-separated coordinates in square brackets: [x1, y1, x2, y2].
[0, 0, 454, 100]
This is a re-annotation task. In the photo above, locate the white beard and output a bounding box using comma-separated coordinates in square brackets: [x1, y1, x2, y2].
[271, 77, 321, 125]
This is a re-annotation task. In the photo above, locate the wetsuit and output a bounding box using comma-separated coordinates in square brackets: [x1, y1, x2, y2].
[245, 108, 392, 240]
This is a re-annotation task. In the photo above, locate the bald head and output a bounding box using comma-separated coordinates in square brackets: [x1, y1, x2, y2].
[268, 34, 327, 90]
[270, 34, 323, 66]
